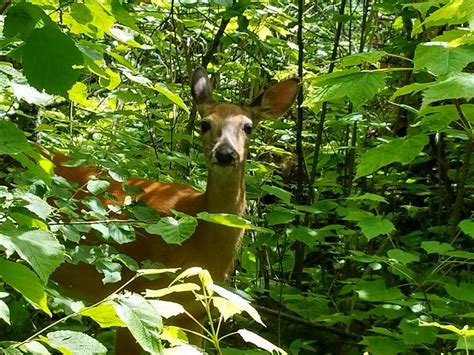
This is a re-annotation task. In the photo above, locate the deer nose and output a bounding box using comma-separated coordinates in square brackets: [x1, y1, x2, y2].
[215, 145, 237, 165]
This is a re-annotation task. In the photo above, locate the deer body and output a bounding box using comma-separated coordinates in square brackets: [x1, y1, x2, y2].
[50, 68, 299, 353]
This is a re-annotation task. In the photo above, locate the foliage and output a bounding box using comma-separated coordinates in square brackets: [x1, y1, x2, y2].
[0, 0, 473, 354]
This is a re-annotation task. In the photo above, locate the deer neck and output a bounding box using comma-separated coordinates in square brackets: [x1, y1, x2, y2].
[204, 164, 246, 215]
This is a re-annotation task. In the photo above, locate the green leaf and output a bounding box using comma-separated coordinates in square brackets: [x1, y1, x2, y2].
[210, 284, 264, 326]
[422, 73, 474, 108]
[414, 43, 474, 77]
[349, 193, 388, 203]
[360, 336, 407, 355]
[152, 83, 189, 112]
[23, 26, 84, 96]
[421, 241, 454, 254]
[108, 223, 135, 244]
[354, 279, 404, 302]
[63, 3, 115, 39]
[86, 179, 110, 195]
[340, 51, 387, 67]
[417, 0, 474, 32]
[387, 249, 419, 265]
[417, 105, 459, 131]
[237, 329, 287, 355]
[357, 216, 395, 240]
[287, 226, 322, 247]
[196, 212, 270, 233]
[145, 216, 197, 245]
[445, 282, 474, 303]
[19, 193, 52, 220]
[80, 302, 125, 328]
[261, 185, 292, 204]
[356, 135, 428, 178]
[310, 69, 386, 107]
[459, 220, 474, 238]
[266, 211, 296, 226]
[0, 258, 50, 316]
[0, 299, 10, 324]
[0, 121, 32, 155]
[11, 229, 65, 282]
[44, 330, 107, 355]
[3, 3, 54, 40]
[82, 196, 107, 216]
[113, 292, 162, 354]
[398, 317, 438, 345]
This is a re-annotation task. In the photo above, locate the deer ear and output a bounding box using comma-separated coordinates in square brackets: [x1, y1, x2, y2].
[191, 67, 215, 105]
[249, 78, 300, 120]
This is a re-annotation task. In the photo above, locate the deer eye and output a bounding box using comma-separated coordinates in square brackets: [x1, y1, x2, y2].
[243, 122, 253, 135]
[199, 120, 211, 134]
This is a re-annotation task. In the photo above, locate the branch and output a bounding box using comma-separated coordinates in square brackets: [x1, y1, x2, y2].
[0, 0, 12, 15]
[254, 305, 360, 340]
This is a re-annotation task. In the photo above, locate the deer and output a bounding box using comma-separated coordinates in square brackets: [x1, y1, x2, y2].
[49, 67, 299, 354]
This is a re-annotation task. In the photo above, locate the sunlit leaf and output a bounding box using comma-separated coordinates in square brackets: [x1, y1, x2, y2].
[237, 329, 287, 354]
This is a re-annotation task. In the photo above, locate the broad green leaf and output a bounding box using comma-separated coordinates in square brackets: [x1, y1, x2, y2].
[422, 73, 474, 107]
[82, 196, 107, 216]
[160, 325, 188, 347]
[356, 135, 428, 178]
[261, 185, 292, 204]
[445, 282, 474, 303]
[145, 216, 197, 245]
[0, 299, 10, 324]
[287, 226, 322, 247]
[196, 212, 270, 233]
[23, 26, 83, 96]
[359, 336, 407, 355]
[153, 83, 189, 112]
[44, 330, 107, 355]
[148, 300, 186, 319]
[265, 211, 295, 226]
[398, 318, 438, 345]
[310, 69, 386, 107]
[416, 0, 474, 33]
[210, 284, 264, 326]
[113, 292, 162, 354]
[349, 193, 388, 203]
[390, 82, 433, 101]
[354, 279, 404, 302]
[357, 216, 395, 240]
[144, 283, 200, 298]
[0, 258, 50, 316]
[108, 223, 135, 244]
[86, 179, 110, 195]
[414, 43, 474, 77]
[403, 1, 443, 16]
[237, 329, 287, 355]
[80, 302, 125, 328]
[63, 3, 115, 39]
[3, 2, 54, 40]
[421, 241, 454, 254]
[459, 220, 474, 238]
[19, 193, 52, 220]
[340, 51, 387, 67]
[0, 121, 32, 155]
[11, 229, 65, 282]
[68, 82, 97, 109]
[417, 105, 459, 131]
[387, 249, 419, 265]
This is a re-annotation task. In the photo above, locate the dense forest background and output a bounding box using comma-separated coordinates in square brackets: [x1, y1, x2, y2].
[0, 0, 473, 353]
